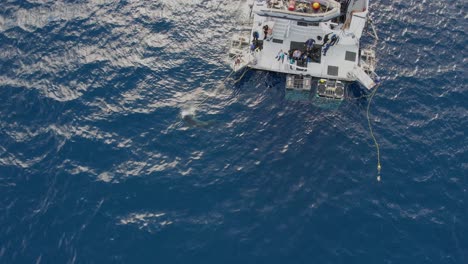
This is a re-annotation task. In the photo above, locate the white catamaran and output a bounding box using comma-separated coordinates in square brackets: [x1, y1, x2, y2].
[228, 0, 379, 101]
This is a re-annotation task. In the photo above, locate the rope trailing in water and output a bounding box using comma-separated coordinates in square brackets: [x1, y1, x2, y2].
[232, 68, 250, 84]
[195, 67, 247, 106]
[222, 69, 236, 82]
[366, 83, 382, 182]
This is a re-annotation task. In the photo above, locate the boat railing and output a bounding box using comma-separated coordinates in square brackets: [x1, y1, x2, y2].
[230, 49, 257, 72]
[286, 20, 292, 38]
[285, 62, 309, 72]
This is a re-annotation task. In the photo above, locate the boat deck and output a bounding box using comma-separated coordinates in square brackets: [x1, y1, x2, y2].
[249, 18, 359, 81]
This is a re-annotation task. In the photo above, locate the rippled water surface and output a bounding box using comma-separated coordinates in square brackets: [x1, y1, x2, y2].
[0, 0, 466, 263]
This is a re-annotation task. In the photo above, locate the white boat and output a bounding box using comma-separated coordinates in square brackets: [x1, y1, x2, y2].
[228, 0, 379, 101]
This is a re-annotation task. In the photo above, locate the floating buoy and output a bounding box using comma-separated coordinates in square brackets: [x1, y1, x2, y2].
[312, 2, 320, 11]
[288, 0, 296, 11]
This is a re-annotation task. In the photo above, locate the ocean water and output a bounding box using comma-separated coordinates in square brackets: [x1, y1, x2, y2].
[0, 0, 467, 263]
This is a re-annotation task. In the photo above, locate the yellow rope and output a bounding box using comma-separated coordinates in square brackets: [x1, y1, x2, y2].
[366, 83, 382, 181]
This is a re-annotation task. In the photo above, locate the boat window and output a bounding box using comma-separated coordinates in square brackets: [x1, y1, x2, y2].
[297, 22, 320, 27]
[345, 51, 357, 62]
[327, 66, 339, 76]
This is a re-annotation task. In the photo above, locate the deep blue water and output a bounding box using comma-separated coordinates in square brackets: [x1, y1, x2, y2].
[0, 0, 467, 263]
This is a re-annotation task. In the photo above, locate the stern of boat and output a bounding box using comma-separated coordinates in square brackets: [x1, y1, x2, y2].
[228, 34, 256, 72]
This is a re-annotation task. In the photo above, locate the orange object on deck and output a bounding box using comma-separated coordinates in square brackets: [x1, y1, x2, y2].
[312, 2, 320, 10]
[288, 0, 296, 11]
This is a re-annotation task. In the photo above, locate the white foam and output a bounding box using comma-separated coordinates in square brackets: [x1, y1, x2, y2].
[180, 105, 197, 118]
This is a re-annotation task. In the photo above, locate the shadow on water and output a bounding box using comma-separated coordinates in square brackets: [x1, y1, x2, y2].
[181, 114, 216, 128]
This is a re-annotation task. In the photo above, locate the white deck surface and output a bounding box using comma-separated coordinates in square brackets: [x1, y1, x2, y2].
[250, 15, 359, 81]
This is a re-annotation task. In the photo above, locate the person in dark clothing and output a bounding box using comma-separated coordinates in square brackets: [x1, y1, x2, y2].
[305, 38, 315, 51]
[262, 25, 269, 40]
[305, 50, 313, 62]
[322, 32, 332, 45]
[250, 41, 256, 52]
[253, 31, 259, 42]
[322, 34, 339, 56]
[329, 34, 339, 46]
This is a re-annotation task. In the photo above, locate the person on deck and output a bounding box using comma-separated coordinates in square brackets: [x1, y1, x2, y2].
[253, 31, 259, 42]
[262, 25, 269, 40]
[275, 49, 285, 63]
[322, 34, 338, 56]
[250, 41, 256, 52]
[329, 34, 339, 46]
[322, 44, 330, 56]
[322, 32, 332, 46]
[305, 38, 315, 51]
[292, 49, 302, 60]
[255, 41, 262, 52]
